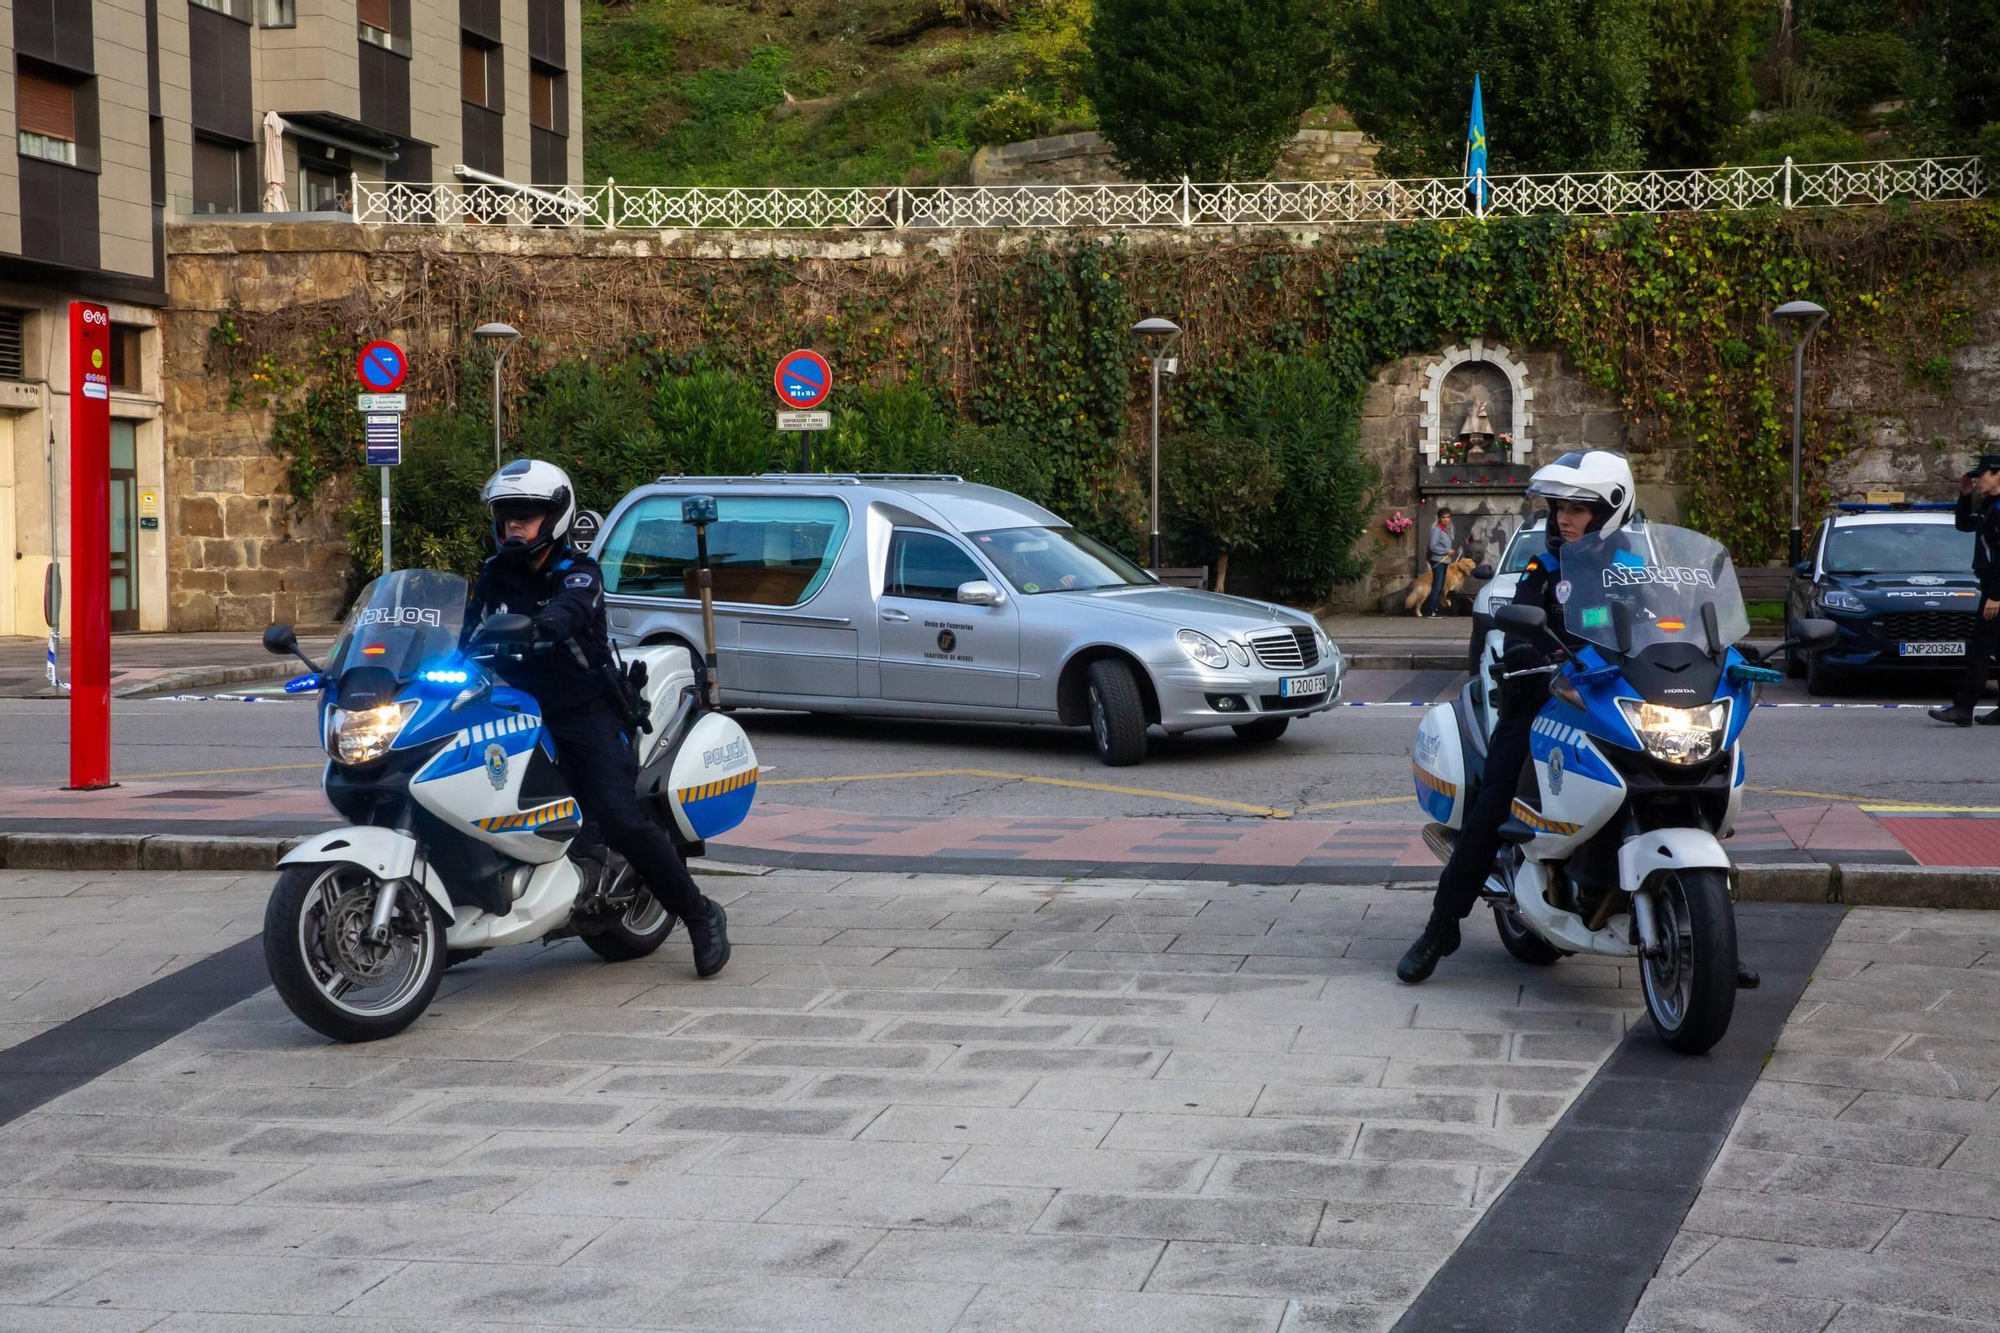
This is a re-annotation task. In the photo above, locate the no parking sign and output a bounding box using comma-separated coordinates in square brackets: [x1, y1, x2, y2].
[774, 349, 831, 409]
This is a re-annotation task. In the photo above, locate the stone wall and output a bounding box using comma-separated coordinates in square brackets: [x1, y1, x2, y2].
[970, 130, 1382, 187]
[159, 220, 2000, 628]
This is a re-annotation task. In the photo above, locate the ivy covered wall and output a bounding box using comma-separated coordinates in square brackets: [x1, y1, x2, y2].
[167, 205, 2000, 629]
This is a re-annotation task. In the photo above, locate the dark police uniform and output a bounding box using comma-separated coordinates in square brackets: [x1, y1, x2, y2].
[1950, 487, 2000, 717]
[465, 546, 706, 922]
[1429, 549, 1571, 922]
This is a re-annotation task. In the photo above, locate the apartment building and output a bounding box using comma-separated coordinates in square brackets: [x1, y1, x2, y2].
[0, 0, 582, 637]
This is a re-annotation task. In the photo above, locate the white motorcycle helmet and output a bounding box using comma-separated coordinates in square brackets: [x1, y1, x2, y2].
[481, 459, 576, 564]
[1527, 449, 1635, 552]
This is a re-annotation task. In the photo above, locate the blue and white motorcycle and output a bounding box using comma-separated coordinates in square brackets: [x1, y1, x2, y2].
[1412, 525, 1835, 1053]
[260, 568, 758, 1042]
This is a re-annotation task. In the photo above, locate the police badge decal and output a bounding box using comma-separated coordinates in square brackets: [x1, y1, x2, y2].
[485, 743, 509, 790]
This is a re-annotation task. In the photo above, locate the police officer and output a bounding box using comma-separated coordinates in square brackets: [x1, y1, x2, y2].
[1930, 454, 2000, 727]
[1395, 452, 1762, 991]
[466, 459, 732, 978]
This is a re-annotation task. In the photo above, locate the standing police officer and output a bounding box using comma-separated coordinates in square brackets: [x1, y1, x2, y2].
[466, 459, 733, 977]
[1932, 455, 2000, 727]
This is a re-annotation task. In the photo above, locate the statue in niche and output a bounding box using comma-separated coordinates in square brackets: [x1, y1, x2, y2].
[1438, 360, 1514, 464]
[1457, 390, 1496, 450]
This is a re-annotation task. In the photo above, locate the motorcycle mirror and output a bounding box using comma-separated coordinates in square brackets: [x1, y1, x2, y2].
[956, 580, 1003, 607]
[1791, 617, 1838, 652]
[1493, 603, 1547, 635]
[1472, 564, 1494, 581]
[1794, 561, 1812, 578]
[263, 623, 323, 674]
[474, 613, 536, 647]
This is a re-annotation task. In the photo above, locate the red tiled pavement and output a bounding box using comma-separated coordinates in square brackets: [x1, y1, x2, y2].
[1875, 815, 2000, 868]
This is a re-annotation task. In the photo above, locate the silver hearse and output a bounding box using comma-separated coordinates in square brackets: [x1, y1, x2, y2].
[593, 475, 1345, 766]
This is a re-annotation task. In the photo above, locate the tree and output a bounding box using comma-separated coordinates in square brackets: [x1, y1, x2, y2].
[1335, 0, 1654, 175]
[1086, 0, 1334, 181]
[1163, 431, 1284, 591]
[1904, 0, 2000, 152]
[1645, 0, 1762, 166]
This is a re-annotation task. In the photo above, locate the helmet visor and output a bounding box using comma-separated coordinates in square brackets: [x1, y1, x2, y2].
[491, 498, 552, 525]
[1527, 479, 1608, 504]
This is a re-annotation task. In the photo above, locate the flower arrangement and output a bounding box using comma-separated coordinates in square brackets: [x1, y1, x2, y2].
[1384, 510, 1413, 536]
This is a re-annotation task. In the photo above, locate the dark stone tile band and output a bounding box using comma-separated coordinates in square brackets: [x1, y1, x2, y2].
[0, 935, 270, 1128]
[1390, 902, 1845, 1333]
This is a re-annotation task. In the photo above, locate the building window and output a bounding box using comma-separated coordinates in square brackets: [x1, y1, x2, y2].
[461, 37, 499, 108]
[0, 310, 25, 380]
[108, 325, 143, 393]
[190, 0, 252, 18]
[261, 0, 295, 25]
[17, 69, 78, 165]
[300, 164, 343, 210]
[192, 135, 246, 213]
[530, 66, 558, 132]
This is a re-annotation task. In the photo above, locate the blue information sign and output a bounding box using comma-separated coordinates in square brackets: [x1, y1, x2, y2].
[365, 413, 403, 466]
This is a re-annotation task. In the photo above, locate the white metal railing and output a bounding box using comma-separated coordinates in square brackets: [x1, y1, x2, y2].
[351, 156, 1985, 230]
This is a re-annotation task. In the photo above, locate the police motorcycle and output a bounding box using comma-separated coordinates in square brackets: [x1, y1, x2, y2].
[259, 567, 758, 1043]
[1412, 524, 1836, 1053]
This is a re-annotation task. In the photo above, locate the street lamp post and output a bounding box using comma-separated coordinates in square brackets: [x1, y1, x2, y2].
[473, 322, 521, 469]
[1131, 317, 1182, 571]
[1770, 300, 1828, 567]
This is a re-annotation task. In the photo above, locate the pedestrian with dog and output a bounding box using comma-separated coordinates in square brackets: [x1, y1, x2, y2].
[1422, 508, 1455, 617]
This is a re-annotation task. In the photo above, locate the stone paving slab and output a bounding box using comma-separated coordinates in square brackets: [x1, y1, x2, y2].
[0, 866, 1658, 1330]
[1631, 905, 2000, 1333]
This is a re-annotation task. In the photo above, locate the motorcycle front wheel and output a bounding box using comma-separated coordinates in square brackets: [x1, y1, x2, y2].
[264, 863, 446, 1043]
[1639, 868, 1737, 1055]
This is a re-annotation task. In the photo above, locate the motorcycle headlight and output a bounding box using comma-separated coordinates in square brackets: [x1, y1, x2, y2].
[1176, 629, 1230, 670]
[1617, 698, 1730, 766]
[1818, 589, 1866, 614]
[327, 701, 418, 765]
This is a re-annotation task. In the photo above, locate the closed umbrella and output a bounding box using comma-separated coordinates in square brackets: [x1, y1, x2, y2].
[261, 110, 289, 213]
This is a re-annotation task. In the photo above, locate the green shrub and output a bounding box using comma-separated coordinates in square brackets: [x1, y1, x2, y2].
[939, 424, 1055, 507]
[1162, 430, 1283, 591]
[1805, 31, 1913, 116]
[969, 89, 1056, 147]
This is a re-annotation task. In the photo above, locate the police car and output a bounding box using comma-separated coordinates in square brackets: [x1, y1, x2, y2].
[1785, 502, 1982, 694]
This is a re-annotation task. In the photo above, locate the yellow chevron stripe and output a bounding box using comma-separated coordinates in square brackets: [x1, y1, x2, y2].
[1412, 763, 1456, 799]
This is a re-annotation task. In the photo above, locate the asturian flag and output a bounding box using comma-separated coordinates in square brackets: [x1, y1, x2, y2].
[1465, 73, 1490, 210]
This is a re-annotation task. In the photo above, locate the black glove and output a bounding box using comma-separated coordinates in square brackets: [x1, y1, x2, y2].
[1500, 643, 1544, 676]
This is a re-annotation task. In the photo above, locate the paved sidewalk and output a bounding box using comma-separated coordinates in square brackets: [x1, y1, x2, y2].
[1633, 906, 2000, 1332]
[0, 633, 334, 700]
[0, 866, 1651, 1332]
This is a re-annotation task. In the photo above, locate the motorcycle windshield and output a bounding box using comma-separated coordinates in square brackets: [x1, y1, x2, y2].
[1560, 526, 1748, 657]
[326, 570, 470, 682]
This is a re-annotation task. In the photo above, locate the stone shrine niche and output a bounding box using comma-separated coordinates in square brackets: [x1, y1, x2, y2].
[1418, 339, 1534, 466]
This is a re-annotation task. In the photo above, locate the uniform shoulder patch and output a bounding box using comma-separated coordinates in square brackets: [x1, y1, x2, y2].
[564, 572, 594, 589]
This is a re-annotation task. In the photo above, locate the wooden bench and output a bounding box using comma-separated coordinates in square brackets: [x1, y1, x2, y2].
[1735, 566, 1794, 602]
[1149, 567, 1209, 590]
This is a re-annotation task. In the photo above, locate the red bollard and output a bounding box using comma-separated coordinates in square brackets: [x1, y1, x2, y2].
[67, 301, 113, 791]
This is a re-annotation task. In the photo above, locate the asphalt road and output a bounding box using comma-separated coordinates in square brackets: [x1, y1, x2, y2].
[2, 669, 1994, 816]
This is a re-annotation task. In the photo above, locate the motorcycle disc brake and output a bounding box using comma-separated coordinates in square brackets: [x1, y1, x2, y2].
[324, 887, 401, 984]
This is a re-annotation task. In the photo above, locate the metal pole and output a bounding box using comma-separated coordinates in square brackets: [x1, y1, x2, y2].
[380, 464, 394, 574]
[491, 352, 504, 468]
[695, 523, 719, 708]
[1148, 358, 1162, 570]
[1789, 339, 1806, 566]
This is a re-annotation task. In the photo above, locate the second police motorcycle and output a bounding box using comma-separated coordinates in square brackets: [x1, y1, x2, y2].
[1413, 521, 1836, 1052]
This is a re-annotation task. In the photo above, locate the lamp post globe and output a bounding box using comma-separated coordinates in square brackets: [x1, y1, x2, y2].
[1132, 318, 1183, 572]
[1770, 300, 1828, 567]
[474, 322, 522, 468]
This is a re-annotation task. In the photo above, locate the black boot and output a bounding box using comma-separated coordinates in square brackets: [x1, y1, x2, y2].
[1930, 705, 1975, 727]
[686, 896, 731, 979]
[1396, 915, 1461, 985]
[1736, 961, 1760, 989]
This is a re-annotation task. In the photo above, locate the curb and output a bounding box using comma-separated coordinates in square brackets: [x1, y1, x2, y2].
[1346, 653, 1466, 671]
[3, 834, 1995, 906]
[116, 663, 295, 698]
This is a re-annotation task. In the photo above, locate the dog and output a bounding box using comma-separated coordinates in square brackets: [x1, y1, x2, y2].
[1403, 556, 1478, 616]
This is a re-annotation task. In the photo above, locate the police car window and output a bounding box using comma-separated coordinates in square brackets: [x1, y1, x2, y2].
[1501, 524, 1543, 574]
[1824, 522, 1973, 574]
[596, 495, 850, 606]
[887, 531, 985, 602]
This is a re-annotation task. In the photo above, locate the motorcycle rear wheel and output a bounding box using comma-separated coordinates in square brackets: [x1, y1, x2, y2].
[265, 863, 446, 1043]
[1640, 868, 1737, 1054]
[581, 862, 679, 962]
[1492, 903, 1565, 965]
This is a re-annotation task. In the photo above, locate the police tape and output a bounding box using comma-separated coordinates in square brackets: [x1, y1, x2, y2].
[1335, 700, 1934, 709]
[154, 694, 288, 704]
